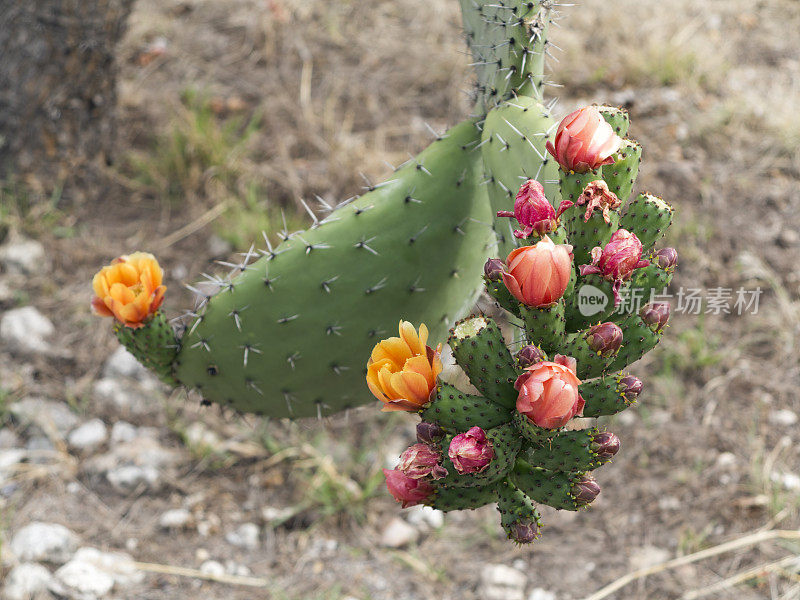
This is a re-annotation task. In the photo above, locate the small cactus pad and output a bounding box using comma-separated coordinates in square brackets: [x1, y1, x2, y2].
[619, 193, 674, 251]
[580, 374, 639, 418]
[114, 313, 178, 385]
[420, 384, 512, 432]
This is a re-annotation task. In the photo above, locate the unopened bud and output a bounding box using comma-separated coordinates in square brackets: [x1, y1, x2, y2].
[619, 375, 643, 402]
[654, 247, 678, 270]
[573, 475, 601, 507]
[516, 344, 547, 368]
[640, 302, 670, 332]
[416, 422, 445, 445]
[585, 322, 623, 356]
[592, 432, 621, 462]
[509, 520, 539, 544]
[483, 258, 505, 282]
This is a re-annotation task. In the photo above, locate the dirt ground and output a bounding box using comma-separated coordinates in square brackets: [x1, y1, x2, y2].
[2, 0, 800, 598]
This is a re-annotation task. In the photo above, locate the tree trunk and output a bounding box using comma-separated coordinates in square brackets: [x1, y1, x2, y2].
[0, 0, 134, 180]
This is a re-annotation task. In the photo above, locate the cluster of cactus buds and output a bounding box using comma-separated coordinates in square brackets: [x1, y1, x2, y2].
[376, 105, 676, 544]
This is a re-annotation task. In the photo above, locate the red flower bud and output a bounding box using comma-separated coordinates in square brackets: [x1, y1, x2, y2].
[502, 236, 573, 308]
[546, 107, 622, 173]
[619, 375, 643, 401]
[483, 258, 505, 282]
[496, 179, 572, 239]
[576, 180, 622, 224]
[640, 302, 670, 333]
[448, 426, 495, 474]
[383, 468, 434, 508]
[416, 422, 445, 445]
[516, 344, 547, 369]
[573, 474, 601, 507]
[397, 443, 447, 480]
[654, 247, 678, 270]
[580, 229, 649, 306]
[585, 322, 623, 356]
[592, 432, 621, 462]
[515, 357, 584, 430]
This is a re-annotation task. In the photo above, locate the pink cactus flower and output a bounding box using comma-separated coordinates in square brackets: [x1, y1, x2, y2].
[546, 107, 622, 173]
[448, 426, 495, 474]
[515, 355, 584, 430]
[497, 179, 573, 239]
[502, 236, 573, 308]
[383, 468, 434, 508]
[576, 180, 622, 224]
[397, 443, 447, 480]
[579, 229, 649, 306]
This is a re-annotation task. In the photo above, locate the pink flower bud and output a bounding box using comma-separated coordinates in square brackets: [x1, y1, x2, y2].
[619, 375, 643, 401]
[580, 229, 649, 306]
[654, 247, 678, 270]
[592, 432, 621, 461]
[383, 468, 434, 508]
[502, 236, 573, 308]
[483, 258, 505, 282]
[573, 474, 601, 507]
[585, 322, 623, 356]
[397, 443, 447, 480]
[448, 426, 495, 474]
[496, 180, 572, 239]
[516, 344, 547, 368]
[416, 422, 445, 445]
[576, 180, 621, 224]
[546, 107, 622, 173]
[640, 302, 670, 333]
[515, 358, 584, 430]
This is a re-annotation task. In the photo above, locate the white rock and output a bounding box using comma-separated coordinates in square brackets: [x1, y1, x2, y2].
[71, 547, 144, 587]
[107, 465, 161, 492]
[716, 452, 737, 468]
[103, 347, 149, 380]
[10, 396, 79, 436]
[109, 421, 138, 444]
[225, 561, 252, 577]
[91, 378, 149, 414]
[52, 559, 114, 599]
[480, 564, 527, 600]
[0, 236, 46, 275]
[261, 506, 294, 524]
[0, 306, 54, 353]
[159, 508, 192, 530]
[773, 471, 800, 491]
[405, 505, 444, 530]
[630, 546, 671, 570]
[225, 523, 260, 550]
[183, 422, 223, 452]
[769, 409, 798, 427]
[529, 589, 557, 600]
[379, 517, 419, 548]
[68, 419, 108, 452]
[10, 522, 79, 564]
[199, 560, 226, 577]
[3, 563, 54, 600]
[0, 449, 26, 488]
[658, 496, 681, 511]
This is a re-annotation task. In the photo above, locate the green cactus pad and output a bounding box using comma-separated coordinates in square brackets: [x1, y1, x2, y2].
[481, 96, 561, 255]
[512, 410, 559, 447]
[602, 139, 642, 204]
[628, 260, 674, 300]
[428, 482, 498, 512]
[580, 374, 638, 418]
[439, 422, 523, 488]
[485, 277, 521, 317]
[608, 311, 664, 372]
[449, 315, 519, 409]
[619, 193, 674, 252]
[174, 119, 494, 418]
[520, 300, 565, 356]
[509, 461, 585, 511]
[559, 169, 602, 204]
[420, 383, 512, 432]
[114, 313, 178, 385]
[497, 479, 542, 542]
[520, 427, 605, 472]
[564, 274, 621, 330]
[559, 330, 617, 380]
[562, 201, 620, 269]
[597, 105, 630, 137]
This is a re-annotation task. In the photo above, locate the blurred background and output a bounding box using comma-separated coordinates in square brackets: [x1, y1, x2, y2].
[0, 0, 799, 598]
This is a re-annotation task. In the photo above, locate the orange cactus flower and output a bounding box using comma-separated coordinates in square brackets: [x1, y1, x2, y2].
[91, 252, 166, 329]
[366, 321, 443, 412]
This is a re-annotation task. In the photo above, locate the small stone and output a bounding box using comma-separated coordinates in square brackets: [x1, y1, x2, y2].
[52, 559, 114, 598]
[103, 347, 149, 380]
[716, 452, 737, 468]
[773, 471, 800, 491]
[197, 514, 221, 537]
[261, 506, 294, 524]
[658, 496, 681, 511]
[107, 465, 161, 492]
[225, 523, 260, 550]
[0, 236, 46, 275]
[199, 560, 226, 577]
[480, 564, 527, 600]
[26, 436, 54, 452]
[70, 547, 144, 587]
[3, 563, 54, 600]
[159, 508, 193, 530]
[630, 546, 671, 570]
[0, 306, 54, 354]
[225, 561, 252, 577]
[92, 378, 150, 415]
[10, 522, 79, 564]
[405, 505, 444, 530]
[379, 517, 419, 548]
[110, 421, 138, 444]
[10, 396, 79, 437]
[68, 419, 108, 452]
[529, 589, 557, 600]
[183, 422, 223, 452]
[769, 409, 798, 427]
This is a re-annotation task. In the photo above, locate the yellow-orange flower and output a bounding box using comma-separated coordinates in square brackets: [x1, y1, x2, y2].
[91, 252, 166, 329]
[366, 321, 442, 412]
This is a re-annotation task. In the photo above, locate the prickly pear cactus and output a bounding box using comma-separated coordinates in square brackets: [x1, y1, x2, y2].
[378, 106, 678, 544]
